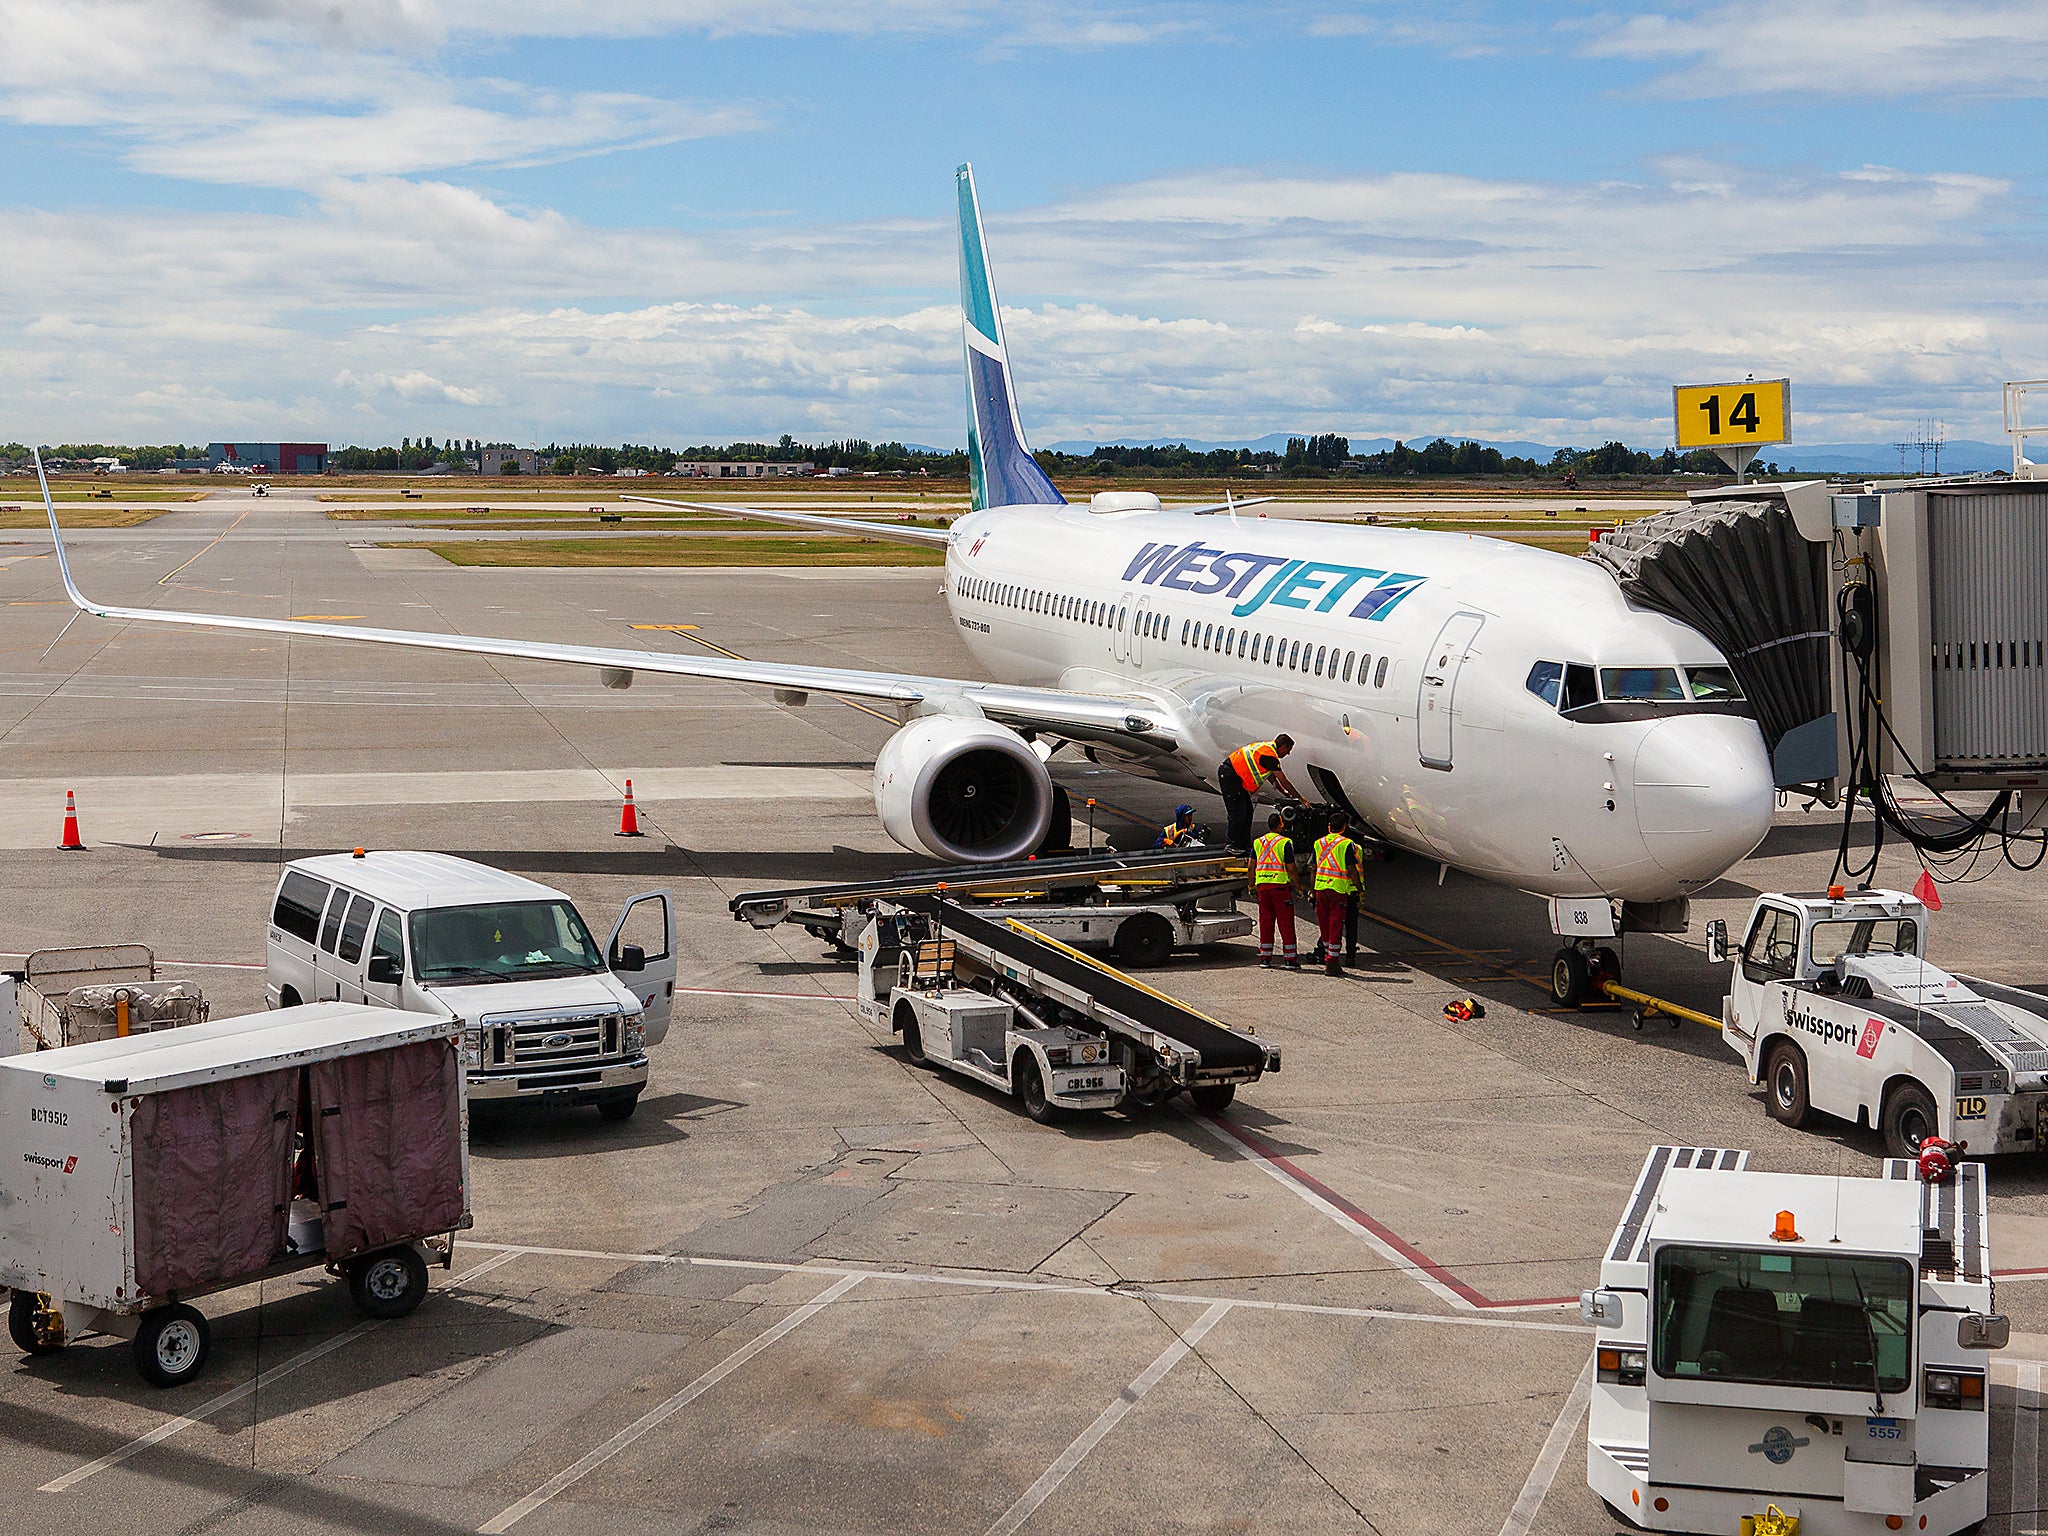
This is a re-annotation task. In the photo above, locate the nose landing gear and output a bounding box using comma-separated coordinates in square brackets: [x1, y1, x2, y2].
[1549, 941, 1621, 1009]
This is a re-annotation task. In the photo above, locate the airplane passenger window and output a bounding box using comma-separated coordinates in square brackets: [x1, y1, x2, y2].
[1341, 652, 1353, 682]
[1224, 627, 1234, 652]
[1358, 653, 1370, 685]
[1264, 635, 1276, 664]
[1181, 619, 1190, 644]
[1600, 666, 1684, 702]
[1685, 665, 1745, 701]
[1374, 656, 1388, 687]
[1289, 640, 1301, 670]
[1561, 663, 1598, 712]
[1315, 645, 1327, 676]
[1238, 631, 1249, 658]
[1524, 660, 1564, 707]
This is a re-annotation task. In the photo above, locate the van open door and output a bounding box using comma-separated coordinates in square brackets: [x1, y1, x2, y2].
[607, 890, 676, 1044]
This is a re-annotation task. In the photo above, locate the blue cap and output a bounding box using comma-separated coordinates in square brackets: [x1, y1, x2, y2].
[1174, 804, 1194, 817]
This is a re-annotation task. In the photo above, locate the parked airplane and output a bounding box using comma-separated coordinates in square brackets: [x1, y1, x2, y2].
[40, 163, 1774, 986]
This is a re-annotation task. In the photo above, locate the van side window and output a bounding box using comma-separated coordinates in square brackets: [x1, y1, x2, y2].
[319, 888, 350, 954]
[1743, 907, 1799, 984]
[274, 872, 330, 944]
[338, 895, 375, 965]
[371, 909, 404, 974]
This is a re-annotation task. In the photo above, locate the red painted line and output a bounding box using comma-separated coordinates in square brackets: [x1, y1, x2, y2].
[157, 958, 264, 970]
[675, 985, 851, 1003]
[1203, 1112, 1577, 1311]
[1994, 1267, 2048, 1280]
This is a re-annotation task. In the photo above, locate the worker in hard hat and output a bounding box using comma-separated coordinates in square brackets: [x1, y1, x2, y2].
[1311, 811, 1363, 977]
[1218, 734, 1303, 852]
[1157, 805, 1199, 849]
[1251, 811, 1301, 969]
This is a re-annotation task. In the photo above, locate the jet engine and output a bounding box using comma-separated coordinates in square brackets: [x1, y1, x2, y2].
[874, 716, 1055, 863]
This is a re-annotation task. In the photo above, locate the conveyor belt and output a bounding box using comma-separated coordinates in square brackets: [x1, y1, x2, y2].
[729, 847, 1244, 920]
[900, 895, 1266, 1072]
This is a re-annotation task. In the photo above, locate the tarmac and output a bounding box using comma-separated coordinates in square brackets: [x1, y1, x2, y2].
[2, 485, 2045, 1535]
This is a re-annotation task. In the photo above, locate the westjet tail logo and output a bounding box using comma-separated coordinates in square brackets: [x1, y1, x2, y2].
[1120, 541, 1426, 621]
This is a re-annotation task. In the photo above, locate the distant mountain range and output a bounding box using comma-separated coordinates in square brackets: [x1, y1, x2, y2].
[1038, 433, 2018, 475]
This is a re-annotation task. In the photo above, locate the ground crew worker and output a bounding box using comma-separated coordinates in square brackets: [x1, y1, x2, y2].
[1312, 812, 1362, 977]
[1218, 734, 1304, 852]
[1251, 811, 1300, 969]
[1157, 805, 1198, 848]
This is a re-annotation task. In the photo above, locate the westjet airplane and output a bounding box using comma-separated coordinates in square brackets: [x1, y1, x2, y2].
[41, 164, 1774, 986]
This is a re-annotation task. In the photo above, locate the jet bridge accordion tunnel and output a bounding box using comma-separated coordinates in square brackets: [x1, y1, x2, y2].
[1587, 477, 2048, 814]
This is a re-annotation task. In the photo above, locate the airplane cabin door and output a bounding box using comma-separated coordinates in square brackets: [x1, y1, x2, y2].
[1417, 612, 1485, 770]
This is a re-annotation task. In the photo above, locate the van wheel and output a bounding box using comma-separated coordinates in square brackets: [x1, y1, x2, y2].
[1550, 947, 1590, 1008]
[1015, 1054, 1060, 1124]
[279, 987, 302, 1009]
[1883, 1083, 1940, 1160]
[895, 1002, 927, 1065]
[348, 1246, 430, 1320]
[1764, 1041, 1811, 1129]
[1114, 913, 1175, 969]
[8, 1292, 62, 1355]
[134, 1304, 210, 1387]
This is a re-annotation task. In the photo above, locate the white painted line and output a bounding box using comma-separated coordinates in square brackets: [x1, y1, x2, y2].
[454, 1241, 1589, 1335]
[2015, 1361, 2042, 1536]
[41, 1246, 525, 1493]
[1496, 1356, 1595, 1536]
[984, 1300, 1232, 1536]
[478, 1271, 864, 1533]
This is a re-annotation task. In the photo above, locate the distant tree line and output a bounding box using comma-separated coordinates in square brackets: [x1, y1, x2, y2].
[1035, 436, 1742, 480]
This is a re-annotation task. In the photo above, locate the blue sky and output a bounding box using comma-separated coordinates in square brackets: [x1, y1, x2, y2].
[2, 1, 2044, 450]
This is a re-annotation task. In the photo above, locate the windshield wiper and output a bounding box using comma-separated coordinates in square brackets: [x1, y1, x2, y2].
[1851, 1272, 1885, 1415]
[421, 965, 504, 984]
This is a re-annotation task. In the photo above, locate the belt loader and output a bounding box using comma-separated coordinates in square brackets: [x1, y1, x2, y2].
[1706, 887, 2048, 1158]
[1584, 1145, 2007, 1534]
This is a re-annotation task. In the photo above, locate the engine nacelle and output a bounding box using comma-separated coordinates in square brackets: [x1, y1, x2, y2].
[874, 716, 1055, 863]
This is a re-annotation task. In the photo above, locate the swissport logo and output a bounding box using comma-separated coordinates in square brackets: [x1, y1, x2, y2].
[1120, 541, 1426, 622]
[25, 1152, 77, 1173]
[1786, 1006, 1861, 1049]
[1857, 1019, 1885, 1059]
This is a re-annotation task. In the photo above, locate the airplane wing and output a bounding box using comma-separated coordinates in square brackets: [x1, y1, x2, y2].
[34, 455, 1184, 753]
[620, 495, 953, 546]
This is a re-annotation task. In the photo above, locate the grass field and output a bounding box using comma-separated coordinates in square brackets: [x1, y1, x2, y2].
[410, 536, 948, 567]
[0, 503, 170, 528]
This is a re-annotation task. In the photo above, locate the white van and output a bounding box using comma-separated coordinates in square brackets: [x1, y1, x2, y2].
[266, 851, 674, 1122]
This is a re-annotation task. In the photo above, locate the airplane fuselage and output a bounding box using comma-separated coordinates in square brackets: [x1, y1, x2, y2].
[945, 502, 1775, 903]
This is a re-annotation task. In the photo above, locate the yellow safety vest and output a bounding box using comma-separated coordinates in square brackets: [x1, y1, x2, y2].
[1252, 831, 1294, 885]
[1229, 740, 1281, 792]
[1313, 833, 1358, 894]
[1161, 822, 1187, 847]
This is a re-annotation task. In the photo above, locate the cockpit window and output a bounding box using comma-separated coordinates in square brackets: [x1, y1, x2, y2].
[1685, 665, 1745, 702]
[1561, 663, 1599, 712]
[1600, 666, 1685, 702]
[1524, 660, 1564, 707]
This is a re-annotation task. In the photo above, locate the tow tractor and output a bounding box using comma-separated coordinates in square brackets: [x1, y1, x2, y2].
[1705, 887, 2048, 1158]
[731, 847, 1252, 969]
[847, 895, 1279, 1123]
[1584, 1144, 2007, 1534]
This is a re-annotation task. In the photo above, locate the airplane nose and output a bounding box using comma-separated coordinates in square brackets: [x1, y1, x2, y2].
[1633, 715, 1775, 888]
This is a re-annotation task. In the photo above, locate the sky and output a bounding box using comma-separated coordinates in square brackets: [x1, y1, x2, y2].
[2, 0, 2044, 451]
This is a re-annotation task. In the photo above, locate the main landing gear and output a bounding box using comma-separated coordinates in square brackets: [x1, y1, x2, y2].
[1549, 940, 1621, 1009]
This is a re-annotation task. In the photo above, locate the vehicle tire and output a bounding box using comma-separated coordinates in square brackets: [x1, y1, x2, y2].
[597, 1091, 639, 1122]
[1015, 1053, 1060, 1124]
[279, 986, 303, 1009]
[348, 1245, 431, 1320]
[895, 1002, 927, 1065]
[1882, 1082, 1941, 1160]
[8, 1292, 62, 1355]
[133, 1303, 210, 1388]
[1550, 947, 1590, 1008]
[1190, 1084, 1237, 1114]
[1592, 945, 1621, 982]
[1114, 913, 1175, 969]
[1763, 1040, 1812, 1129]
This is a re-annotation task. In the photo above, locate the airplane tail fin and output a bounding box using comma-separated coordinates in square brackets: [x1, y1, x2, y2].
[957, 163, 1064, 512]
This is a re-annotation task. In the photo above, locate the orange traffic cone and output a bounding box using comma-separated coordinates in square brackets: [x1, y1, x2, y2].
[615, 779, 643, 838]
[58, 790, 84, 851]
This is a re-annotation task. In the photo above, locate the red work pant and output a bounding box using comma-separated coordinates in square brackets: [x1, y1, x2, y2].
[1315, 891, 1348, 958]
[1255, 885, 1296, 959]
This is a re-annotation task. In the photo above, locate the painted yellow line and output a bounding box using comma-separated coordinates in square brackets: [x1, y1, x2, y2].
[288, 614, 364, 621]
[157, 508, 251, 585]
[657, 625, 897, 724]
[630, 623, 700, 631]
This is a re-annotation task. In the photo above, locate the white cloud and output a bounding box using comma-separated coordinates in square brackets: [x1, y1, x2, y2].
[1581, 0, 2048, 99]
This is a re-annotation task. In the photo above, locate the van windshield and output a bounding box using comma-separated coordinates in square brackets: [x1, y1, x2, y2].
[1654, 1245, 1912, 1395]
[410, 901, 606, 985]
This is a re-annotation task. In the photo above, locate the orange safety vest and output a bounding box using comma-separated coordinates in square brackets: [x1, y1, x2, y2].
[1252, 831, 1294, 885]
[1313, 833, 1358, 894]
[1229, 740, 1282, 792]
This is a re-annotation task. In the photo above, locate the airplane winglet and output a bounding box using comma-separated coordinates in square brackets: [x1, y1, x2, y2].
[35, 448, 98, 613]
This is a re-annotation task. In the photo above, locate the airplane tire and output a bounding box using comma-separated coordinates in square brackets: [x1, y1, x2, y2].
[1593, 946, 1621, 982]
[1550, 948, 1590, 1008]
[1763, 1041, 1812, 1129]
[1882, 1082, 1940, 1160]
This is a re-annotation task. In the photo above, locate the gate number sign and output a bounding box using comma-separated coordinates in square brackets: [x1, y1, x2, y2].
[1672, 379, 1790, 450]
